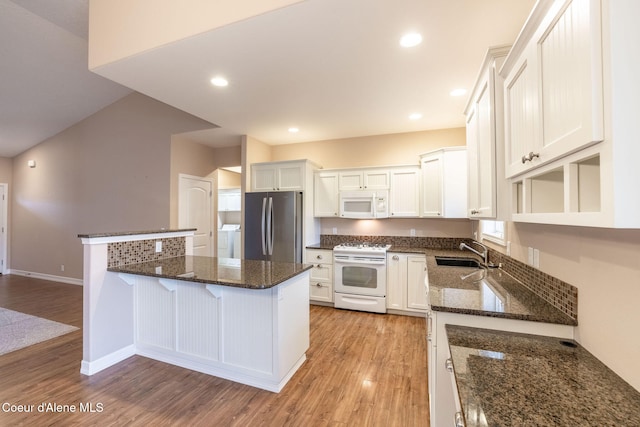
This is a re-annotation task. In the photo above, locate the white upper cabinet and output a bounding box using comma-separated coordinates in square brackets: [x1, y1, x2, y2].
[420, 148, 467, 218]
[465, 46, 511, 220]
[314, 171, 339, 217]
[502, 0, 604, 178]
[338, 169, 390, 191]
[389, 167, 420, 218]
[503, 0, 640, 228]
[503, 43, 540, 178]
[218, 189, 241, 212]
[251, 160, 318, 192]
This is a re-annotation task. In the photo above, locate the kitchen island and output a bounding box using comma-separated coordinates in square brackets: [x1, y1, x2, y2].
[79, 230, 311, 392]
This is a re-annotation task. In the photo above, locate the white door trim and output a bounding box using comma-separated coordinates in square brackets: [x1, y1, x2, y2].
[0, 183, 7, 274]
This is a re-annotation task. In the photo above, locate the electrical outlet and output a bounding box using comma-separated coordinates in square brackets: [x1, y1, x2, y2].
[506, 241, 511, 256]
[60, 264, 65, 272]
[332, 227, 338, 235]
[155, 241, 162, 253]
[527, 247, 534, 266]
[410, 228, 416, 237]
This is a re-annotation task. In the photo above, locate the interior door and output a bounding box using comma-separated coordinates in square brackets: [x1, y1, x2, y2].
[178, 175, 214, 257]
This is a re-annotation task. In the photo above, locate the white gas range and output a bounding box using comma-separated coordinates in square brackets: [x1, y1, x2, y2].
[333, 242, 392, 313]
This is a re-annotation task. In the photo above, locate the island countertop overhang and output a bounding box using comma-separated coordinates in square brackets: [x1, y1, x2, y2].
[108, 255, 312, 289]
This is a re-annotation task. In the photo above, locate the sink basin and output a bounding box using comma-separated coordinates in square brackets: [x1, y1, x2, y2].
[435, 256, 482, 268]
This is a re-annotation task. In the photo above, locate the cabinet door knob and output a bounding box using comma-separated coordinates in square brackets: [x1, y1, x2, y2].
[392, 255, 399, 260]
[521, 152, 540, 163]
[315, 282, 322, 287]
[470, 209, 479, 215]
[316, 264, 322, 268]
[316, 255, 323, 260]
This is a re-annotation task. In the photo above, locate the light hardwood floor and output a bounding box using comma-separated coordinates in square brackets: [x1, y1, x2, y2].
[0, 274, 429, 426]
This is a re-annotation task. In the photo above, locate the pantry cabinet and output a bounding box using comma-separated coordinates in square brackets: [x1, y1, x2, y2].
[502, 0, 604, 179]
[420, 148, 467, 218]
[465, 46, 511, 220]
[387, 253, 427, 314]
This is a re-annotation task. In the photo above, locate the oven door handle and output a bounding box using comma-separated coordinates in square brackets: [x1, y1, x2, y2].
[334, 257, 386, 265]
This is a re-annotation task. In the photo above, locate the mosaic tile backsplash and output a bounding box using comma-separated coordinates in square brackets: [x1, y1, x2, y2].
[320, 234, 578, 321]
[108, 237, 185, 268]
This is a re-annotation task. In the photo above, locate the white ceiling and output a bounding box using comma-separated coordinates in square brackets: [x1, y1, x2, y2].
[2, 0, 535, 158]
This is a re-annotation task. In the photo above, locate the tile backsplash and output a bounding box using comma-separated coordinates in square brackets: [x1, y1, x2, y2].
[488, 248, 578, 321]
[320, 234, 464, 250]
[108, 237, 185, 267]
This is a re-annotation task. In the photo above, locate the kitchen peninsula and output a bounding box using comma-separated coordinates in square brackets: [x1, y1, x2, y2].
[78, 229, 311, 392]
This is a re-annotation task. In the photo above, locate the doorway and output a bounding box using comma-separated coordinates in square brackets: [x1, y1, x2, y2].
[178, 174, 214, 256]
[0, 184, 7, 274]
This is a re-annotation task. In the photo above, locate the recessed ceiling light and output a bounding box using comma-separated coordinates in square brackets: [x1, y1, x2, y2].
[288, 127, 299, 133]
[210, 76, 229, 87]
[409, 113, 423, 120]
[400, 32, 422, 48]
[450, 88, 467, 97]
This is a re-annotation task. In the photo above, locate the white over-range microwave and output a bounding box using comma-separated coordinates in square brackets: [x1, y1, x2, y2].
[339, 190, 389, 219]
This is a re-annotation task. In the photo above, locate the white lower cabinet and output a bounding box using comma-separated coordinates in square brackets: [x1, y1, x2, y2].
[427, 310, 574, 427]
[387, 253, 427, 313]
[305, 249, 333, 302]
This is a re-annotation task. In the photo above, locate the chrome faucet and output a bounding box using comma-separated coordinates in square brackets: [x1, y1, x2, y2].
[459, 240, 488, 266]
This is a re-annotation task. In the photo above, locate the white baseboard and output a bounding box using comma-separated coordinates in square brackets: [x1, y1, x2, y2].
[9, 269, 83, 286]
[80, 345, 136, 376]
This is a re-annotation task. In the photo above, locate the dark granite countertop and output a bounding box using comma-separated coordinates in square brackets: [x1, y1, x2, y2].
[307, 244, 575, 325]
[79, 228, 197, 238]
[446, 325, 640, 427]
[108, 256, 312, 289]
[424, 249, 576, 326]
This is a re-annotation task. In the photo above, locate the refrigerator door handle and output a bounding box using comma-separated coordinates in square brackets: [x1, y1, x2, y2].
[261, 197, 267, 256]
[267, 196, 274, 256]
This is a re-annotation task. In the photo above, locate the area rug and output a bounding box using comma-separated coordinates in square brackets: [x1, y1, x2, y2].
[0, 308, 78, 356]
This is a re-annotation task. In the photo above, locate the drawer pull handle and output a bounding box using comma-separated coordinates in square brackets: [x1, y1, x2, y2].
[445, 358, 454, 372]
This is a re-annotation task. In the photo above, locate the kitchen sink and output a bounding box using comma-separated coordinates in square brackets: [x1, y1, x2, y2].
[435, 256, 482, 268]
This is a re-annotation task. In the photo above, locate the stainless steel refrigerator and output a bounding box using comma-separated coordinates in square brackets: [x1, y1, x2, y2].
[244, 191, 303, 263]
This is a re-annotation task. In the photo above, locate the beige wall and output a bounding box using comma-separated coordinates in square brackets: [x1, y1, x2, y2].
[11, 93, 213, 280]
[270, 128, 466, 168]
[242, 135, 273, 191]
[218, 169, 241, 189]
[0, 157, 12, 183]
